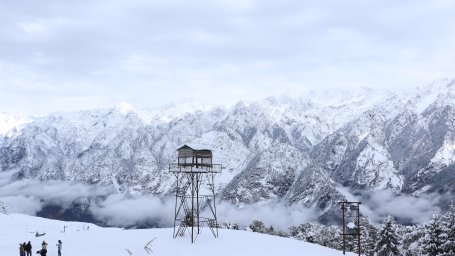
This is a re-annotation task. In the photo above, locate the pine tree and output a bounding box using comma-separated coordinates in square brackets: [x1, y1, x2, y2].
[266, 225, 274, 235]
[323, 225, 342, 250]
[440, 204, 455, 255]
[249, 220, 266, 233]
[289, 223, 340, 248]
[359, 217, 377, 256]
[0, 201, 7, 214]
[375, 216, 401, 256]
[401, 225, 424, 256]
[421, 214, 445, 256]
[289, 223, 316, 243]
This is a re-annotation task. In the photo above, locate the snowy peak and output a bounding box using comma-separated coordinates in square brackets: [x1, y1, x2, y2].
[0, 111, 33, 136]
[137, 97, 214, 123]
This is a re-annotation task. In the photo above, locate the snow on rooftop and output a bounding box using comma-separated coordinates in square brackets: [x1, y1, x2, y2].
[178, 143, 212, 151]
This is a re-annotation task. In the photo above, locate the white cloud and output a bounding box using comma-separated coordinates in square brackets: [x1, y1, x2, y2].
[0, 175, 443, 227]
[354, 189, 442, 224]
[0, 175, 319, 229]
[0, 178, 115, 215]
[0, 178, 176, 227]
[90, 194, 174, 227]
[0, 195, 43, 215]
[19, 21, 47, 35]
[216, 202, 318, 231]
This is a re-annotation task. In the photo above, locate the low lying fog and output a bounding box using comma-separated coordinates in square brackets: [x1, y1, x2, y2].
[0, 175, 445, 229]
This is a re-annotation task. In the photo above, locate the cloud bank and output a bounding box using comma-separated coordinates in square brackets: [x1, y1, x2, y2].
[216, 201, 318, 231]
[353, 189, 443, 224]
[0, 179, 113, 208]
[0, 178, 174, 227]
[90, 194, 174, 227]
[0, 173, 446, 228]
[0, 177, 318, 230]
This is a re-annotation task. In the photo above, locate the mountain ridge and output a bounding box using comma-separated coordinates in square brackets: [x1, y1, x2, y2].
[1, 79, 454, 225]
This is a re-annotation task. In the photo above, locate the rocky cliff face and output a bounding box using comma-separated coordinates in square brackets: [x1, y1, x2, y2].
[1, 79, 454, 224]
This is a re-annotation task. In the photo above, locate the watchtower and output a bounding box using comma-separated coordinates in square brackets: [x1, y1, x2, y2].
[169, 144, 222, 243]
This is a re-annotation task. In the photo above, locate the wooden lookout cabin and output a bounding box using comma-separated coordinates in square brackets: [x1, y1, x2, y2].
[177, 144, 213, 167]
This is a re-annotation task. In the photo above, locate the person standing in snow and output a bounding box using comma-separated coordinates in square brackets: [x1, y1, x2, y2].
[22, 242, 26, 256]
[19, 243, 25, 256]
[56, 240, 62, 256]
[25, 241, 32, 256]
[40, 241, 48, 256]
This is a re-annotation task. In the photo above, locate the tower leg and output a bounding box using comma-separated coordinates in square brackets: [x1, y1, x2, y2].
[342, 202, 346, 255]
[211, 172, 218, 237]
[191, 174, 195, 243]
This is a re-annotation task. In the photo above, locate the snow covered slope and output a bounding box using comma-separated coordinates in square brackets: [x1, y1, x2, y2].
[0, 213, 355, 256]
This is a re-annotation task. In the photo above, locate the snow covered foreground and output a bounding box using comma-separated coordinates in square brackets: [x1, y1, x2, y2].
[0, 214, 355, 256]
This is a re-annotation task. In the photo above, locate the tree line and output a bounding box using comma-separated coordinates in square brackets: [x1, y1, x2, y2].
[221, 204, 455, 256]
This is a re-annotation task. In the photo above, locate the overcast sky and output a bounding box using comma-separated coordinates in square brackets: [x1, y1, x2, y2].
[1, 0, 454, 114]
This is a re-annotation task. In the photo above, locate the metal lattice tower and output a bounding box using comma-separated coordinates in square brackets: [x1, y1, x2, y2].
[339, 201, 361, 256]
[169, 144, 222, 243]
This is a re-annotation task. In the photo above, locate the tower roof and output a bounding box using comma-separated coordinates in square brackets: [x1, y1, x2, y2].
[177, 144, 211, 151]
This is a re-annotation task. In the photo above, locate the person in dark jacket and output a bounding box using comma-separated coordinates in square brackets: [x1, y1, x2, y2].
[19, 243, 25, 256]
[40, 241, 47, 256]
[25, 241, 32, 256]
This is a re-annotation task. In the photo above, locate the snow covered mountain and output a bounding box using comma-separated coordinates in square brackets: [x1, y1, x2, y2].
[0, 79, 454, 225]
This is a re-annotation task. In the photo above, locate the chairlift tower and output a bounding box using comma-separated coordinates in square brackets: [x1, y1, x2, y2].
[169, 144, 222, 243]
[339, 201, 361, 256]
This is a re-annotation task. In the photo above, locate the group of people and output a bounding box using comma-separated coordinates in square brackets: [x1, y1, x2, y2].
[18, 241, 32, 256]
[19, 240, 62, 256]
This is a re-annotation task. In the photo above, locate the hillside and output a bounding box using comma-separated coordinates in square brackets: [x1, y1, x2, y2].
[0, 213, 356, 256]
